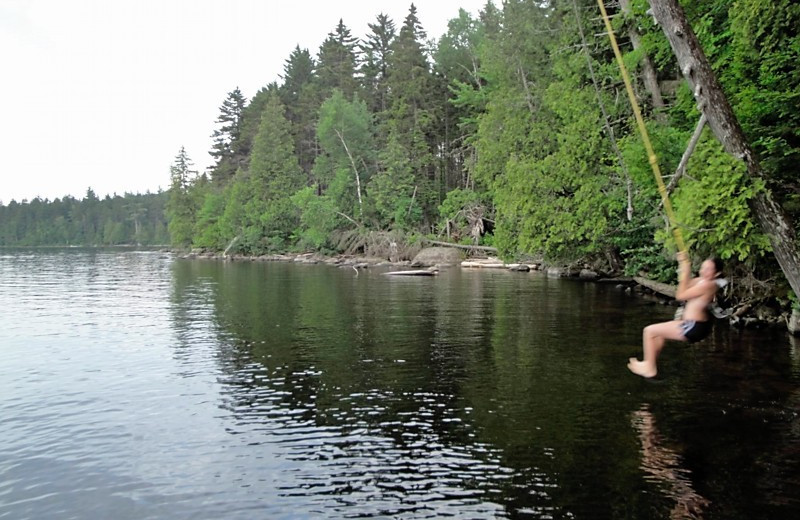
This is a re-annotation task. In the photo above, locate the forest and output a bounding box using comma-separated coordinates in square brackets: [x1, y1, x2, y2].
[0, 190, 168, 246]
[4, 1, 798, 307]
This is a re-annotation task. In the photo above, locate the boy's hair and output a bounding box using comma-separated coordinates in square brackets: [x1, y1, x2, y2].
[709, 257, 723, 276]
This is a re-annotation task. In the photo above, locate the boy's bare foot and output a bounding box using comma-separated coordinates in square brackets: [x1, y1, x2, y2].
[628, 357, 657, 378]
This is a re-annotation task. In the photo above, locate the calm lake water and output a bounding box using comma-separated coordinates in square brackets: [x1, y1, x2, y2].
[1, 249, 798, 519]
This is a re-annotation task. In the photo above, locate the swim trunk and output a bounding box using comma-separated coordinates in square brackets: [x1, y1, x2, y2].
[680, 320, 712, 343]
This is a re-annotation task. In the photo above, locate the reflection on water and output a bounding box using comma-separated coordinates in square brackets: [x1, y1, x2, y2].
[1, 250, 799, 519]
[632, 405, 709, 519]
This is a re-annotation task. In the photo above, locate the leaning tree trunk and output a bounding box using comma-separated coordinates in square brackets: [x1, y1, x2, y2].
[649, 0, 800, 300]
[619, 0, 666, 121]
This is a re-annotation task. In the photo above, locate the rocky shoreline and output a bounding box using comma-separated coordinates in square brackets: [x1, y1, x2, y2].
[176, 246, 798, 334]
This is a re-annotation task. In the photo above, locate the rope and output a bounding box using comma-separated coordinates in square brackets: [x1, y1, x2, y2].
[596, 0, 688, 256]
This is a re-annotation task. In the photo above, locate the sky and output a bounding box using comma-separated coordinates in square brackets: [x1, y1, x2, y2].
[0, 0, 491, 204]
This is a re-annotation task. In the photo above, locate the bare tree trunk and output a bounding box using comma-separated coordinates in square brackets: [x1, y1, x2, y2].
[649, 0, 800, 298]
[666, 113, 706, 194]
[334, 129, 364, 219]
[517, 62, 536, 116]
[620, 0, 666, 120]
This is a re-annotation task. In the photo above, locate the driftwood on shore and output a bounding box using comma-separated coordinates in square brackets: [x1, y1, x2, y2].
[633, 276, 676, 298]
[461, 259, 506, 268]
[384, 269, 438, 276]
[422, 239, 498, 253]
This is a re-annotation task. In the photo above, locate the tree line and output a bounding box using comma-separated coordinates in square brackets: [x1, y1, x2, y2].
[0, 189, 168, 246]
[8, 1, 796, 301]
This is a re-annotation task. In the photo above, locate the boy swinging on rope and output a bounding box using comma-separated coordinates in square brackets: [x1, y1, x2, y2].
[628, 252, 723, 379]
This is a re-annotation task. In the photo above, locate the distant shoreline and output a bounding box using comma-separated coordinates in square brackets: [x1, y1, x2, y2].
[0, 244, 170, 249]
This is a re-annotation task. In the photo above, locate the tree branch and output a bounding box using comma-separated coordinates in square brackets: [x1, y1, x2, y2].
[666, 113, 707, 194]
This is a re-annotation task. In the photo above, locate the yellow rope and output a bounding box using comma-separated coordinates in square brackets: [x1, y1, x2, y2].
[596, 0, 687, 256]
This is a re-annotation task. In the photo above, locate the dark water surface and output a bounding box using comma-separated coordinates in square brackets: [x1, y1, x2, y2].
[1, 249, 798, 519]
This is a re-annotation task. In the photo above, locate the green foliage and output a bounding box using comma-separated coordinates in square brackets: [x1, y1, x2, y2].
[368, 134, 420, 230]
[437, 187, 491, 243]
[611, 215, 677, 281]
[668, 135, 771, 262]
[475, 8, 621, 261]
[619, 123, 688, 202]
[360, 14, 396, 115]
[279, 47, 318, 176]
[291, 186, 339, 250]
[244, 93, 305, 250]
[438, 188, 483, 223]
[217, 177, 249, 250]
[193, 189, 226, 249]
[151, 0, 797, 303]
[0, 192, 167, 247]
[314, 90, 375, 222]
[383, 5, 438, 223]
[166, 147, 198, 248]
[209, 88, 246, 185]
[727, 0, 800, 218]
[316, 20, 359, 99]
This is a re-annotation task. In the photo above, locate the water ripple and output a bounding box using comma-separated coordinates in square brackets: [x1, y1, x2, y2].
[1, 250, 798, 519]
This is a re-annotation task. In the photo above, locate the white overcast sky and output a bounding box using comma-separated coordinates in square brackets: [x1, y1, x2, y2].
[1, 0, 490, 203]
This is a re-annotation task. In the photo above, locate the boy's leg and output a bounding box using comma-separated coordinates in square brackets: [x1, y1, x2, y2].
[628, 320, 686, 377]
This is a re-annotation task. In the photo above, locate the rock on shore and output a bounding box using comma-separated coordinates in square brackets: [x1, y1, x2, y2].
[410, 247, 463, 267]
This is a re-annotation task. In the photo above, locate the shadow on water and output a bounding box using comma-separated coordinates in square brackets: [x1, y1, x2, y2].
[168, 259, 800, 518]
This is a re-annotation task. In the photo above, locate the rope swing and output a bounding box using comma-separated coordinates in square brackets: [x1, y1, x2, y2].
[596, 0, 688, 257]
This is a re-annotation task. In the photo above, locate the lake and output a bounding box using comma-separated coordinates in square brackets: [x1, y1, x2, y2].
[1, 249, 798, 519]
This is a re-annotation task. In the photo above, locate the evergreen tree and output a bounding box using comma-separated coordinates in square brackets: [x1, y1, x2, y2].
[237, 83, 280, 175]
[727, 0, 800, 217]
[384, 4, 437, 225]
[433, 8, 486, 192]
[245, 93, 305, 250]
[209, 87, 246, 185]
[316, 19, 360, 99]
[166, 146, 198, 248]
[359, 13, 396, 115]
[279, 48, 319, 176]
[369, 133, 419, 229]
[0, 192, 167, 247]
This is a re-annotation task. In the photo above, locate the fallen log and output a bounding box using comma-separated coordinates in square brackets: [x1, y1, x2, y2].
[384, 269, 438, 276]
[461, 260, 505, 269]
[423, 239, 498, 253]
[633, 276, 676, 298]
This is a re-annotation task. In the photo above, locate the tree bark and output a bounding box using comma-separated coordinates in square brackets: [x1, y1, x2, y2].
[649, 0, 800, 299]
[619, 0, 666, 121]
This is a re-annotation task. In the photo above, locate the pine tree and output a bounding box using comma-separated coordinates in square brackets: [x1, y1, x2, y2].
[359, 13, 396, 115]
[209, 87, 246, 185]
[316, 20, 360, 99]
[245, 93, 305, 250]
[433, 8, 486, 192]
[384, 4, 437, 224]
[166, 146, 197, 248]
[279, 48, 318, 176]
